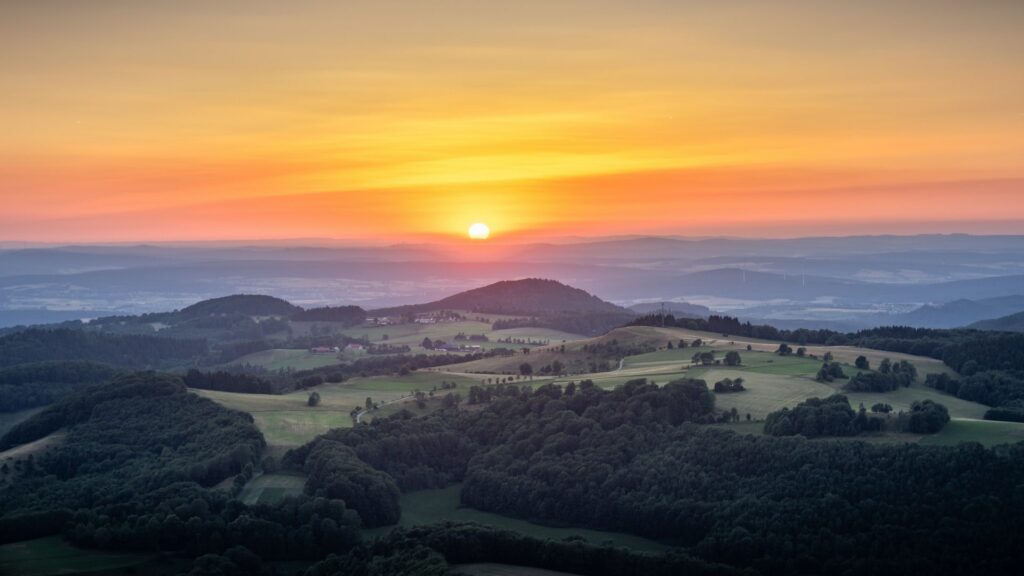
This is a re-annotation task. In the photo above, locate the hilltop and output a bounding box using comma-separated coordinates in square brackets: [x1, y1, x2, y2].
[372, 278, 631, 317]
[178, 294, 301, 318]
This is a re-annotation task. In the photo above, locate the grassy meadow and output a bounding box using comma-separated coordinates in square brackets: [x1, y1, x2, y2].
[195, 370, 482, 450]
[0, 537, 152, 576]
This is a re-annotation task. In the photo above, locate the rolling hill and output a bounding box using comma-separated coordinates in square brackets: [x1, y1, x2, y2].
[970, 310, 1024, 332]
[893, 295, 1024, 328]
[628, 301, 712, 318]
[371, 278, 632, 317]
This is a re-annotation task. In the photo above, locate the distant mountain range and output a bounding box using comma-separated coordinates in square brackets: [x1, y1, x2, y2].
[3, 235, 1024, 328]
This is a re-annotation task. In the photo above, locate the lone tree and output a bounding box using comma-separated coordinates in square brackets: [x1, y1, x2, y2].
[519, 362, 533, 376]
[855, 355, 870, 370]
[365, 397, 373, 411]
[307, 391, 321, 407]
[421, 337, 434, 349]
[776, 343, 793, 356]
[724, 351, 742, 366]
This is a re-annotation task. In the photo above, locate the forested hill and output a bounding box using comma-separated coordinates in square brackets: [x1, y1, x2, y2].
[177, 294, 301, 317]
[970, 310, 1024, 333]
[372, 278, 632, 316]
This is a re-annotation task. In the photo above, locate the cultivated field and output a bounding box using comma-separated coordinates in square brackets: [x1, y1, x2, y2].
[228, 348, 346, 371]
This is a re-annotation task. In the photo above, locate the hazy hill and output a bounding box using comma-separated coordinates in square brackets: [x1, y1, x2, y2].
[372, 278, 631, 316]
[970, 310, 1024, 332]
[178, 294, 301, 318]
[893, 295, 1024, 328]
[629, 301, 712, 318]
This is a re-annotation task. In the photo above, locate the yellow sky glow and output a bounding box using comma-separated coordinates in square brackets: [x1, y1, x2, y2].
[1, 0, 1022, 242]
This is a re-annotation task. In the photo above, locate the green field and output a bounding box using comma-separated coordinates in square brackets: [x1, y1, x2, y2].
[230, 348, 345, 371]
[452, 564, 582, 576]
[692, 368, 834, 420]
[196, 371, 482, 449]
[239, 472, 307, 505]
[920, 418, 1024, 447]
[365, 485, 671, 553]
[0, 537, 151, 576]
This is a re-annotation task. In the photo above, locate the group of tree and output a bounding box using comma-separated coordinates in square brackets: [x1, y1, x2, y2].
[713, 377, 745, 393]
[926, 370, 1024, 410]
[182, 369, 277, 394]
[843, 358, 917, 392]
[291, 305, 366, 326]
[815, 362, 847, 383]
[763, 395, 881, 437]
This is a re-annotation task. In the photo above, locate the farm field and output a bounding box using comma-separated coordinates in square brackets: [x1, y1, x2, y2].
[195, 371, 481, 449]
[0, 536, 152, 576]
[691, 368, 833, 420]
[452, 564, 582, 576]
[644, 326, 956, 378]
[920, 418, 1024, 447]
[334, 315, 586, 348]
[436, 324, 1013, 442]
[239, 472, 307, 505]
[365, 485, 671, 554]
[230, 348, 345, 371]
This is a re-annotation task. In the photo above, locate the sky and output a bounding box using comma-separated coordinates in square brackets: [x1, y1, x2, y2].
[2, 0, 1023, 243]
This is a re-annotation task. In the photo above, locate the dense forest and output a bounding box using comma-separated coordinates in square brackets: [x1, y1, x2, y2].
[0, 360, 121, 412]
[280, 378, 1023, 575]
[0, 328, 208, 370]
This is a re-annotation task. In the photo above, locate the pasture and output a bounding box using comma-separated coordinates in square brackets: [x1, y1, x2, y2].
[0, 537, 151, 576]
[196, 371, 481, 449]
[239, 472, 307, 505]
[365, 485, 671, 553]
[920, 418, 1024, 447]
[228, 348, 344, 371]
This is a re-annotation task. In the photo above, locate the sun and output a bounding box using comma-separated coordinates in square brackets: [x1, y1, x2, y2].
[467, 222, 490, 240]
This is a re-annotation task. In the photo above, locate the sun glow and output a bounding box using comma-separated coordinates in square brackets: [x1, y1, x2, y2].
[468, 222, 491, 240]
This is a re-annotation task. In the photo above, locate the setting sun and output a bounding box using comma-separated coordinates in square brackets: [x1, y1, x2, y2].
[468, 223, 490, 240]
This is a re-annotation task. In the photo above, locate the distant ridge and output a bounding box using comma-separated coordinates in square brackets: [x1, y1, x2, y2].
[628, 301, 712, 318]
[970, 310, 1024, 333]
[892, 295, 1024, 328]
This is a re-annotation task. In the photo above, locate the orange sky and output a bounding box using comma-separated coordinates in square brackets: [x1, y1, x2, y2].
[2, 0, 1023, 243]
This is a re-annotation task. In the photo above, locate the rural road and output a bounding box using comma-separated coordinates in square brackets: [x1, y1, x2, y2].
[355, 394, 412, 424]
